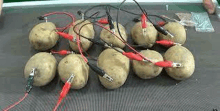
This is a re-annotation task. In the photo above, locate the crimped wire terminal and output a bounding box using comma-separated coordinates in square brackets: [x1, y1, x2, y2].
[103, 74, 113, 82]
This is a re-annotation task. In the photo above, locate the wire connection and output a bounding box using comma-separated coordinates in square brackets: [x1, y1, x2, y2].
[37, 16, 45, 20]
[153, 24, 174, 38]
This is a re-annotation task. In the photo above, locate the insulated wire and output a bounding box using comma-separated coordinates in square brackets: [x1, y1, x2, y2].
[43, 12, 75, 31]
[3, 93, 28, 111]
[116, 0, 127, 42]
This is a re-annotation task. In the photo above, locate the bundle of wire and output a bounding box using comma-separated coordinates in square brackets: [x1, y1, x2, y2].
[73, 12, 154, 63]
[72, 0, 179, 67]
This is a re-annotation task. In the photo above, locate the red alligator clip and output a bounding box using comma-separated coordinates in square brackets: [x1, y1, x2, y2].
[98, 18, 109, 24]
[141, 14, 147, 29]
[122, 52, 143, 61]
[157, 21, 166, 26]
[156, 40, 175, 47]
[51, 50, 73, 55]
[56, 32, 74, 41]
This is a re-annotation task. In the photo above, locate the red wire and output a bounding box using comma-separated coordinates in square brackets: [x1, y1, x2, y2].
[47, 16, 70, 21]
[42, 12, 75, 31]
[73, 22, 88, 63]
[53, 98, 62, 111]
[3, 93, 28, 111]
[76, 34, 88, 63]
[95, 23, 154, 63]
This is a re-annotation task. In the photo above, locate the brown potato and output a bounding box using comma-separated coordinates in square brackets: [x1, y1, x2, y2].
[100, 22, 127, 49]
[131, 22, 158, 48]
[132, 50, 163, 79]
[164, 45, 195, 80]
[97, 48, 130, 89]
[58, 54, 89, 89]
[159, 22, 186, 45]
[68, 20, 95, 52]
[29, 22, 59, 51]
[24, 52, 57, 86]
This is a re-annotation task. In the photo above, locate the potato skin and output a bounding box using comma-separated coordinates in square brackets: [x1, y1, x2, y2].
[58, 54, 89, 89]
[159, 22, 186, 45]
[69, 20, 94, 52]
[164, 45, 195, 80]
[97, 48, 130, 89]
[132, 50, 163, 79]
[29, 22, 59, 51]
[131, 22, 158, 48]
[24, 52, 57, 86]
[100, 22, 127, 49]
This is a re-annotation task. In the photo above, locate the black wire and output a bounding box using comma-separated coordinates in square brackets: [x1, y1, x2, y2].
[116, 0, 127, 43]
[148, 14, 167, 22]
[84, 4, 140, 19]
[84, 4, 167, 23]
[84, 5, 108, 19]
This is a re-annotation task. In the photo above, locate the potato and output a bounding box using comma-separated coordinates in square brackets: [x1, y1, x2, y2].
[159, 22, 186, 45]
[29, 22, 59, 51]
[164, 45, 195, 80]
[100, 22, 127, 49]
[131, 22, 158, 48]
[58, 54, 89, 89]
[97, 48, 129, 89]
[24, 52, 57, 86]
[69, 20, 95, 52]
[132, 50, 163, 79]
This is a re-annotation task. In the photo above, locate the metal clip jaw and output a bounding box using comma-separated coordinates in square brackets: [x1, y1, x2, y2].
[172, 63, 182, 67]
[82, 13, 84, 20]
[45, 17, 48, 22]
[142, 59, 149, 63]
[103, 74, 113, 82]
[73, 38, 77, 42]
[173, 43, 181, 46]
[111, 29, 116, 34]
[104, 43, 113, 48]
[30, 68, 36, 76]
[167, 31, 174, 38]
[142, 28, 147, 36]
[67, 74, 75, 83]
[70, 51, 75, 54]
